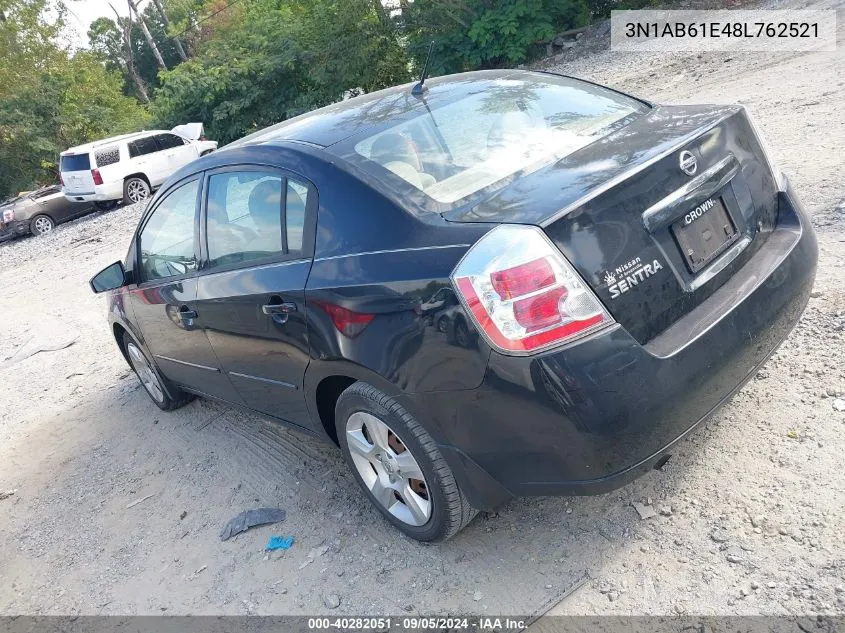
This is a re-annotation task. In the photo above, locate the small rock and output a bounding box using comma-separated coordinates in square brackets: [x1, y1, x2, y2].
[750, 515, 763, 528]
[179, 511, 187, 520]
[608, 591, 620, 602]
[710, 529, 730, 543]
[323, 594, 341, 609]
[659, 506, 672, 516]
[768, 582, 777, 589]
[810, 290, 823, 299]
[832, 399, 845, 412]
[751, 581, 760, 590]
[726, 553, 743, 564]
[473, 591, 483, 602]
[740, 587, 749, 597]
[632, 501, 657, 520]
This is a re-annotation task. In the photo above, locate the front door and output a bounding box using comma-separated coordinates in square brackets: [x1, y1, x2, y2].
[194, 167, 315, 427]
[127, 176, 242, 403]
[154, 133, 199, 173]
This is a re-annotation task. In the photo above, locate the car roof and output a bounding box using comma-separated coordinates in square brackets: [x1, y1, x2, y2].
[226, 69, 522, 149]
[61, 130, 174, 155]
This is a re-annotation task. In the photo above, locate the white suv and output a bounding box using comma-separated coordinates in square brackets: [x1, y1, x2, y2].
[60, 126, 217, 207]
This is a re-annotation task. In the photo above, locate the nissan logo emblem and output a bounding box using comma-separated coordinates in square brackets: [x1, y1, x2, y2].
[679, 150, 697, 176]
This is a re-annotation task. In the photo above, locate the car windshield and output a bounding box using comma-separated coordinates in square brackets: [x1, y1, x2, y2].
[60, 153, 91, 172]
[351, 75, 647, 206]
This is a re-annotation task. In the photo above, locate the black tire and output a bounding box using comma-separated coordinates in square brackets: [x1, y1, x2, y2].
[122, 333, 194, 411]
[436, 315, 449, 333]
[454, 318, 471, 347]
[30, 214, 54, 235]
[95, 200, 119, 211]
[335, 382, 477, 542]
[123, 177, 151, 205]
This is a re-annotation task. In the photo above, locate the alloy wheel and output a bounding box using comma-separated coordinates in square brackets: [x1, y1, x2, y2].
[33, 216, 53, 234]
[127, 180, 150, 203]
[126, 341, 165, 404]
[345, 411, 432, 526]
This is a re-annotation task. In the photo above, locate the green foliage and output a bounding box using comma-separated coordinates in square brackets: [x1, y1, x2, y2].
[404, 0, 590, 74]
[0, 1, 149, 198]
[152, 0, 410, 145]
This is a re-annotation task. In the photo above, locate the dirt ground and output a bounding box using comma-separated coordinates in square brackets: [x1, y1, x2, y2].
[1, 3, 843, 618]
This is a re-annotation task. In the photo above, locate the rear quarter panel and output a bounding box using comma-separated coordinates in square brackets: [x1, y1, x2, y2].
[300, 152, 493, 396]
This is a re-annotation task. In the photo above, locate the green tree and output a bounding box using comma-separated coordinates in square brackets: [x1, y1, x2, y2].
[152, 0, 409, 144]
[402, 0, 590, 74]
[0, 1, 149, 198]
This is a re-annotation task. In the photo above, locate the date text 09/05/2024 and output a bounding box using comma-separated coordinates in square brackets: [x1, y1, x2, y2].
[625, 21, 819, 38]
[307, 617, 528, 630]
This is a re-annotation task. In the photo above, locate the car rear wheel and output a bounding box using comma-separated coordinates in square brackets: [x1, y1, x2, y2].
[336, 382, 477, 541]
[30, 214, 54, 236]
[123, 334, 194, 411]
[123, 177, 151, 205]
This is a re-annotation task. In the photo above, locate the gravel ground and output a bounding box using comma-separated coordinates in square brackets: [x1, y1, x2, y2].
[0, 2, 843, 617]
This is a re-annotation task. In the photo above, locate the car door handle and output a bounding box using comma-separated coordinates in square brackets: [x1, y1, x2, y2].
[262, 301, 297, 324]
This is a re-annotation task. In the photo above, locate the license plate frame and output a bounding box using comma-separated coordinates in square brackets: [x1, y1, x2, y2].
[672, 196, 739, 274]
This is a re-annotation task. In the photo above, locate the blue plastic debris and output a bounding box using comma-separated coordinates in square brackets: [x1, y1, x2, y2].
[266, 535, 294, 551]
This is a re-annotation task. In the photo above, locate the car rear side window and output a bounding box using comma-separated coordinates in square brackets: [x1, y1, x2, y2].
[205, 171, 310, 270]
[128, 136, 159, 159]
[95, 146, 120, 167]
[60, 154, 91, 172]
[139, 180, 200, 282]
[350, 75, 647, 206]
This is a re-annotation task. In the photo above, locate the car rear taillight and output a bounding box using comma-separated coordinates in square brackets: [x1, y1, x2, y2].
[312, 300, 375, 338]
[91, 169, 103, 185]
[452, 225, 613, 354]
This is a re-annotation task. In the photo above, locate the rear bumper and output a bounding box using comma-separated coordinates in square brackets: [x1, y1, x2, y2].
[0, 219, 31, 240]
[63, 182, 123, 202]
[416, 180, 817, 509]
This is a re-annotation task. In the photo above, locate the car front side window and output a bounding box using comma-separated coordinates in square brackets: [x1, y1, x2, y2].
[138, 180, 200, 282]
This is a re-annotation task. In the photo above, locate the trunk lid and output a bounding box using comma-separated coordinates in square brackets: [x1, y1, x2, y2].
[445, 104, 780, 344]
[60, 153, 95, 195]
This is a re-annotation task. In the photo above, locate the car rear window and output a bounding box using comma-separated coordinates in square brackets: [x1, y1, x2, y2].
[60, 153, 91, 172]
[350, 75, 647, 206]
[95, 146, 120, 167]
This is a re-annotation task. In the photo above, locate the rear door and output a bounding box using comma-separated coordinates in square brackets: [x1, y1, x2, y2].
[127, 176, 242, 403]
[60, 153, 95, 195]
[194, 166, 316, 428]
[154, 133, 199, 174]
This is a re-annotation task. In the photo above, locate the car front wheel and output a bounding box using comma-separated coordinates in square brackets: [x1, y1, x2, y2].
[123, 177, 151, 205]
[336, 382, 477, 542]
[30, 214, 54, 235]
[123, 334, 194, 411]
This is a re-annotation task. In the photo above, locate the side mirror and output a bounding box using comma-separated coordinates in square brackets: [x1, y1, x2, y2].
[90, 261, 127, 293]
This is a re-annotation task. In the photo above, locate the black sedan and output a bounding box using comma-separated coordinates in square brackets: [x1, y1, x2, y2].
[91, 70, 817, 541]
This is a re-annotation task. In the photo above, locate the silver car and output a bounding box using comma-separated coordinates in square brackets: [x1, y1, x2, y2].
[0, 185, 96, 241]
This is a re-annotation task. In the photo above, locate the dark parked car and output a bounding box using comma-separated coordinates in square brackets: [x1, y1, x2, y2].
[90, 70, 817, 541]
[0, 185, 95, 241]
